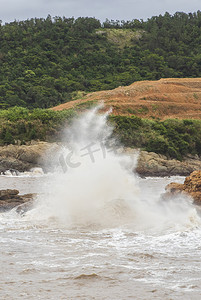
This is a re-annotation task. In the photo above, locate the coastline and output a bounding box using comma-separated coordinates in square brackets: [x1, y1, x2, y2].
[1, 142, 201, 177]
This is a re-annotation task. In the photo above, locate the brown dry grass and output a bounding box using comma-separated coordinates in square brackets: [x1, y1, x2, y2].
[52, 78, 201, 120]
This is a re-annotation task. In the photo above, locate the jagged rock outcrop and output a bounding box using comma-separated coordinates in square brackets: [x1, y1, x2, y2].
[0, 189, 36, 211]
[165, 170, 201, 205]
[136, 151, 201, 177]
[0, 141, 60, 174]
[1, 142, 201, 176]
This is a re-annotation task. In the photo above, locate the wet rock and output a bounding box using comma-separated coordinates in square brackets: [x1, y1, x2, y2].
[15, 199, 35, 215]
[0, 189, 36, 212]
[165, 182, 184, 194]
[0, 189, 19, 199]
[0, 142, 60, 173]
[165, 171, 201, 205]
[1, 142, 201, 177]
[136, 151, 200, 177]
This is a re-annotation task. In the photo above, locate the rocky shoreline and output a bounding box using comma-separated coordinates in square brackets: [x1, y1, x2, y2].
[1, 142, 201, 212]
[136, 151, 201, 177]
[165, 170, 201, 205]
[0, 142, 60, 174]
[0, 189, 36, 212]
[2, 171, 201, 213]
[1, 142, 201, 177]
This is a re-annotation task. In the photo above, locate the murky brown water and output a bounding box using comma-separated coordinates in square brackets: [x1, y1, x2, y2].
[1, 174, 201, 300]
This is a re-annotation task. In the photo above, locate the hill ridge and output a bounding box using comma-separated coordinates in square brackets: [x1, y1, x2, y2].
[52, 78, 201, 120]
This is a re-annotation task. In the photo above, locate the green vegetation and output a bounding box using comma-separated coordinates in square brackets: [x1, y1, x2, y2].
[0, 106, 76, 144]
[97, 28, 143, 49]
[1, 12, 201, 108]
[110, 116, 201, 160]
[2, 12, 201, 159]
[2, 107, 201, 160]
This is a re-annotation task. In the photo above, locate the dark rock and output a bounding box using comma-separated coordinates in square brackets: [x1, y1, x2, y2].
[0, 189, 36, 212]
[0, 189, 19, 200]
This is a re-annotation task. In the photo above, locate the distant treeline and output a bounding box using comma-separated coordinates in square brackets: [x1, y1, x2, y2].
[1, 11, 201, 108]
[1, 107, 201, 160]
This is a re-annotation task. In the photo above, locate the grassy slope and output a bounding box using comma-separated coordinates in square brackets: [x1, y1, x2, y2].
[52, 78, 201, 120]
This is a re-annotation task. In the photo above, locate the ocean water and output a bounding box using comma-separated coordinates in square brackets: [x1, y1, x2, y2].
[1, 106, 201, 299]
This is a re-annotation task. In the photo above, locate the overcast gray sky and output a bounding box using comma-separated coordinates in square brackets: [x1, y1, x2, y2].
[1, 0, 201, 24]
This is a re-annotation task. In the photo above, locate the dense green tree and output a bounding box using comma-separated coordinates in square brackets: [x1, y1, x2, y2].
[1, 12, 201, 108]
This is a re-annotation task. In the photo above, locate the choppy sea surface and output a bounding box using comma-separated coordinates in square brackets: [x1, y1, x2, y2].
[1, 173, 201, 300]
[1, 107, 201, 299]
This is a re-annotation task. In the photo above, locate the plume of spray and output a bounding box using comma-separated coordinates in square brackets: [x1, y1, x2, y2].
[41, 104, 139, 227]
[31, 104, 200, 230]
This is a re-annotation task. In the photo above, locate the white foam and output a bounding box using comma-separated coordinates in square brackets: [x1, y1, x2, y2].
[24, 105, 201, 231]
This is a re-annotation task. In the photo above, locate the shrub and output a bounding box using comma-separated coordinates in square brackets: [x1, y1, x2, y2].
[4, 130, 15, 144]
[146, 136, 169, 154]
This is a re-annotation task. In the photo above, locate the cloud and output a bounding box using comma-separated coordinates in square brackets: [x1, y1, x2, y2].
[0, 0, 201, 24]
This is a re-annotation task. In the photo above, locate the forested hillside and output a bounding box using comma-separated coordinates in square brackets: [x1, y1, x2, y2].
[1, 11, 201, 108]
